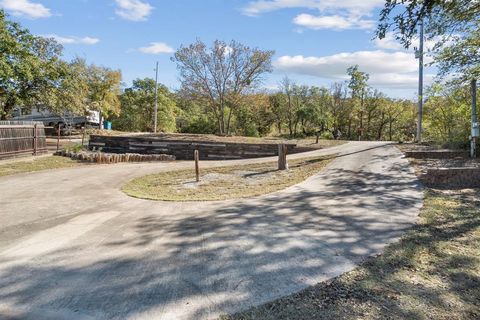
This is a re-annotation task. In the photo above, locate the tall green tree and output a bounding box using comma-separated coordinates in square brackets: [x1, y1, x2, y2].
[424, 83, 472, 146]
[86, 62, 122, 119]
[0, 10, 63, 119]
[115, 78, 176, 132]
[347, 65, 370, 140]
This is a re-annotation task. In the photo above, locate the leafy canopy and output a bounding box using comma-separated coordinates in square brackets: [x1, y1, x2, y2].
[377, 0, 480, 81]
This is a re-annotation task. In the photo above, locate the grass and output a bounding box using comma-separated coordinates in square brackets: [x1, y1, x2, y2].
[0, 156, 83, 177]
[220, 188, 480, 320]
[122, 156, 332, 201]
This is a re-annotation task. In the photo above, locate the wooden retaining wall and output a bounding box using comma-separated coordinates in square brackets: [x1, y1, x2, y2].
[0, 121, 47, 159]
[404, 150, 469, 159]
[89, 135, 297, 160]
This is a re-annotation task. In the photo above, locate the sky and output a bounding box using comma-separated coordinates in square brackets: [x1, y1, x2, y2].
[1, 0, 435, 98]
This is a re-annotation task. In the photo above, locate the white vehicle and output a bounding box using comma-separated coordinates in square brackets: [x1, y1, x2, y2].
[11, 107, 100, 128]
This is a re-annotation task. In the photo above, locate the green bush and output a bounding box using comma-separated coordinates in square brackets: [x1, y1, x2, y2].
[64, 143, 84, 153]
[178, 115, 217, 134]
[320, 131, 334, 140]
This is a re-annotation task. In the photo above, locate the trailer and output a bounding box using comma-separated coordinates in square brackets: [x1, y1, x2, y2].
[11, 107, 100, 129]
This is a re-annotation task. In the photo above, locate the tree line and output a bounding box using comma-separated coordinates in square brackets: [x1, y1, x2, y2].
[0, 10, 122, 121]
[1, 1, 478, 147]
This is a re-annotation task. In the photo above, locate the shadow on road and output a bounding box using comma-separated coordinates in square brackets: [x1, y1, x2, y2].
[0, 144, 423, 319]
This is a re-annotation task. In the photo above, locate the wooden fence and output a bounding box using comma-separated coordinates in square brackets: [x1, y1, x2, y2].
[0, 121, 48, 159]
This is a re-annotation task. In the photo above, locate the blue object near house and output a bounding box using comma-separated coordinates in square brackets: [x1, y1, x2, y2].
[103, 121, 112, 130]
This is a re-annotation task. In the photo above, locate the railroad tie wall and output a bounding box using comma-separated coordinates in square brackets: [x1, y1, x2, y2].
[422, 168, 480, 188]
[404, 150, 469, 159]
[0, 121, 47, 159]
[89, 135, 296, 160]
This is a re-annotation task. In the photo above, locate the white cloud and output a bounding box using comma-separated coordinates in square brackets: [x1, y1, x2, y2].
[114, 0, 153, 21]
[293, 13, 374, 30]
[139, 42, 174, 54]
[274, 50, 434, 89]
[242, 0, 383, 16]
[243, 0, 383, 30]
[373, 34, 405, 51]
[0, 0, 51, 19]
[374, 33, 441, 52]
[43, 34, 100, 45]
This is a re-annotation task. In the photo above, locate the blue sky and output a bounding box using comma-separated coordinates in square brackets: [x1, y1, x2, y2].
[1, 0, 434, 98]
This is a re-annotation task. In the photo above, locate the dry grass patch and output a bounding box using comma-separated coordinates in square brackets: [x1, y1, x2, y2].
[122, 156, 332, 201]
[0, 156, 83, 177]
[220, 188, 480, 320]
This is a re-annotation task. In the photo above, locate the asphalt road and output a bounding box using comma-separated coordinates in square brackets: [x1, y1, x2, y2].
[0, 142, 423, 320]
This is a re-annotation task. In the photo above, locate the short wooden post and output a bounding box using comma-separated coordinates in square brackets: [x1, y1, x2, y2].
[194, 149, 200, 182]
[278, 144, 288, 170]
[33, 123, 38, 156]
[56, 126, 61, 152]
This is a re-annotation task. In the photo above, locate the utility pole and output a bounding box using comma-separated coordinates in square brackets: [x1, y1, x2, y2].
[154, 61, 159, 133]
[471, 79, 478, 158]
[416, 19, 424, 143]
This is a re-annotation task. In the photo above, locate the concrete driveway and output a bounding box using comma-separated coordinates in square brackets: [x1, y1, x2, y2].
[0, 142, 423, 320]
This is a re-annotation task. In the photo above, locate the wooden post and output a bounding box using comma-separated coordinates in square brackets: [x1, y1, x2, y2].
[56, 126, 61, 152]
[278, 144, 287, 170]
[33, 123, 37, 156]
[194, 149, 200, 182]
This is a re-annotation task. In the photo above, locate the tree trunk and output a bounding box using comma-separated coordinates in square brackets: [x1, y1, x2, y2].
[288, 118, 293, 137]
[278, 144, 288, 170]
[226, 108, 233, 135]
[377, 112, 385, 140]
[217, 115, 223, 135]
[359, 110, 364, 141]
[2, 98, 16, 120]
[219, 103, 225, 135]
[389, 121, 393, 141]
[347, 118, 352, 139]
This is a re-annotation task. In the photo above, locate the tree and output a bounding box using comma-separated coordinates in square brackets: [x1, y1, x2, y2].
[377, 0, 480, 81]
[269, 93, 287, 134]
[347, 65, 370, 140]
[48, 58, 89, 116]
[234, 93, 274, 136]
[86, 62, 122, 119]
[172, 39, 274, 135]
[296, 86, 331, 137]
[329, 82, 349, 139]
[423, 83, 472, 146]
[115, 78, 177, 132]
[175, 93, 217, 134]
[279, 77, 304, 137]
[0, 10, 63, 119]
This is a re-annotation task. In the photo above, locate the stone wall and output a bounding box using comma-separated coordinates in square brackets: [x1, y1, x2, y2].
[422, 168, 480, 188]
[89, 135, 297, 160]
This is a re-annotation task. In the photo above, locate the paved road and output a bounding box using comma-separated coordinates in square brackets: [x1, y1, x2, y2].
[0, 142, 423, 320]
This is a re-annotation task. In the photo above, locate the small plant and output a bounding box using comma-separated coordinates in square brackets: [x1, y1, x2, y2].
[64, 142, 84, 153]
